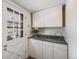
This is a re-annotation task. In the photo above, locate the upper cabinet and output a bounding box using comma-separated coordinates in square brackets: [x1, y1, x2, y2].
[32, 5, 65, 27]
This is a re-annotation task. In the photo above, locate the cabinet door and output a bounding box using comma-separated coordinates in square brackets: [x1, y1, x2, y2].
[43, 41, 54, 59]
[35, 42, 43, 59]
[54, 43, 67, 59]
[32, 5, 62, 27]
[44, 6, 62, 27]
[29, 39, 36, 58]
[29, 39, 43, 59]
[54, 48, 67, 59]
[33, 12, 44, 27]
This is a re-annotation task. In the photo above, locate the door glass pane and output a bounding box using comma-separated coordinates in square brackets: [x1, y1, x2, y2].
[20, 22, 23, 29]
[20, 13, 23, 21]
[7, 8, 13, 12]
[14, 22, 19, 28]
[7, 21, 13, 28]
[7, 29, 13, 41]
[20, 30, 23, 38]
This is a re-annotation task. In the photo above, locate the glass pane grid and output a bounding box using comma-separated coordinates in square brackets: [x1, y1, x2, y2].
[7, 7, 24, 41]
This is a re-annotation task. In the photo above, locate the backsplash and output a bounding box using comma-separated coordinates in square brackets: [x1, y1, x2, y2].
[38, 27, 65, 36]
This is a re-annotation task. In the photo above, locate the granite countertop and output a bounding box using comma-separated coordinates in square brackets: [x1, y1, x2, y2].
[28, 34, 67, 45]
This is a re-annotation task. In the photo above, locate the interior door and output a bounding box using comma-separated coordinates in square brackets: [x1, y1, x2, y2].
[2, 1, 26, 59]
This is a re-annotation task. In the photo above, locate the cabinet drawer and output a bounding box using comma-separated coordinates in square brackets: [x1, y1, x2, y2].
[54, 43, 67, 50]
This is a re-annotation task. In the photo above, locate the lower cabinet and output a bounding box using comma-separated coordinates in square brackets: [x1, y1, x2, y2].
[43, 41, 54, 59]
[29, 39, 67, 59]
[54, 48, 67, 59]
[34, 40, 43, 59]
[29, 39, 36, 58]
[29, 39, 43, 59]
[54, 43, 67, 59]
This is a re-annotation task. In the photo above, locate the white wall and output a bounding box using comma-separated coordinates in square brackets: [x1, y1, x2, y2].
[65, 0, 77, 59]
[38, 28, 65, 36]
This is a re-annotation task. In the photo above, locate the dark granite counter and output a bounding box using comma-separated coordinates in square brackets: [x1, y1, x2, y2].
[28, 34, 67, 45]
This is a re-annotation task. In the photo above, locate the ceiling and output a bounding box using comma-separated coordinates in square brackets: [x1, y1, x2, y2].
[11, 0, 66, 12]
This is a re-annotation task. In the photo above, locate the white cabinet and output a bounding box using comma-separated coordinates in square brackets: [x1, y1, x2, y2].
[35, 41, 43, 59]
[54, 43, 67, 59]
[29, 39, 67, 59]
[43, 41, 54, 59]
[29, 39, 36, 57]
[29, 39, 43, 59]
[33, 5, 63, 27]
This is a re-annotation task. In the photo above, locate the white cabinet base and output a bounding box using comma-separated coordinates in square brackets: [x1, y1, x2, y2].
[54, 48, 67, 59]
[43, 42, 54, 59]
[29, 39, 67, 59]
[29, 39, 43, 59]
